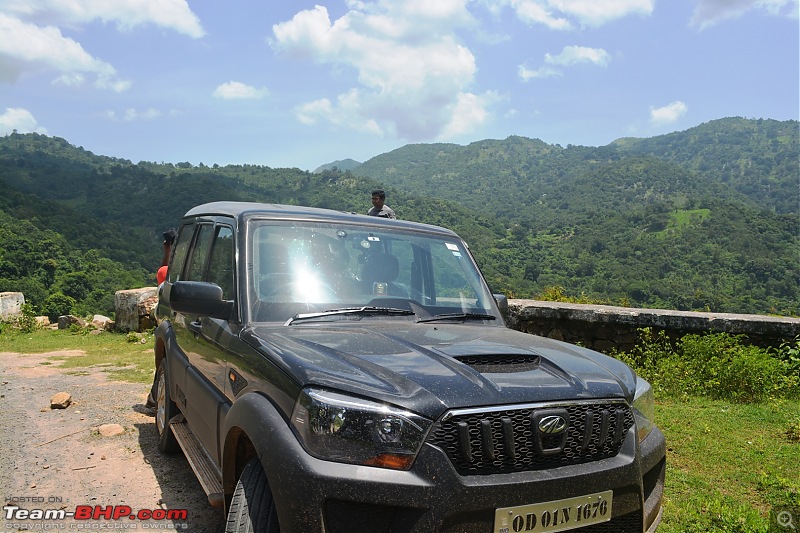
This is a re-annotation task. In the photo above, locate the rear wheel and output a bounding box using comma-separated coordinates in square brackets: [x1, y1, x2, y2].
[155, 360, 179, 453]
[226, 458, 280, 533]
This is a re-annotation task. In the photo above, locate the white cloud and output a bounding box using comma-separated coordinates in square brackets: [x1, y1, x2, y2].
[690, 0, 799, 28]
[0, 107, 46, 134]
[545, 46, 611, 67]
[503, 0, 653, 29]
[437, 91, 501, 139]
[294, 90, 384, 136]
[0, 13, 129, 89]
[123, 108, 161, 121]
[520, 45, 610, 81]
[272, 1, 491, 141]
[0, 0, 204, 37]
[549, 0, 654, 26]
[0, 0, 203, 89]
[649, 101, 688, 125]
[518, 65, 562, 80]
[213, 81, 269, 100]
[508, 0, 572, 30]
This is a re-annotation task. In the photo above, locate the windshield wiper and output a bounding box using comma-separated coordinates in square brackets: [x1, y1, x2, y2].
[416, 312, 497, 324]
[285, 306, 415, 325]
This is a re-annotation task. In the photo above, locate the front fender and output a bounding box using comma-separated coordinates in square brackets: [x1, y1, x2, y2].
[153, 319, 172, 370]
[222, 392, 314, 530]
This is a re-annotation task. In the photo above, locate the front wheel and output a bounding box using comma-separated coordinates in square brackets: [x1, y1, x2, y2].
[226, 458, 280, 533]
[155, 359, 179, 453]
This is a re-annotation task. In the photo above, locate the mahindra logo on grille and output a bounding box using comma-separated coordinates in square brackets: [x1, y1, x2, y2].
[532, 409, 570, 456]
[538, 415, 567, 434]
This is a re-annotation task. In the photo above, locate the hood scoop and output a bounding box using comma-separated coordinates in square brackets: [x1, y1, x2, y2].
[454, 353, 541, 374]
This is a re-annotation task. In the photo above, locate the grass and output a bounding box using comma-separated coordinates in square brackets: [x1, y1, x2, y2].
[656, 398, 799, 532]
[0, 327, 155, 383]
[668, 208, 711, 230]
[1, 327, 798, 531]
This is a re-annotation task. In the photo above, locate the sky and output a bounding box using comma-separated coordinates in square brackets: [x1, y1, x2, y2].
[0, 0, 797, 171]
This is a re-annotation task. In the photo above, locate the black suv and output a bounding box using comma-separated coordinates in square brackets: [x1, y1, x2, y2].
[153, 201, 665, 533]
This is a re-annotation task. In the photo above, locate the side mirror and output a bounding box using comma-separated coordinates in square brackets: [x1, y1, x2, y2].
[493, 293, 509, 317]
[168, 281, 232, 319]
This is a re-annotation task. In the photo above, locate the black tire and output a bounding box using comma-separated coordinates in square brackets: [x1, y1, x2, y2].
[155, 359, 180, 454]
[226, 458, 280, 533]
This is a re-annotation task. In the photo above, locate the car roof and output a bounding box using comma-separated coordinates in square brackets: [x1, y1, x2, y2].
[182, 201, 460, 237]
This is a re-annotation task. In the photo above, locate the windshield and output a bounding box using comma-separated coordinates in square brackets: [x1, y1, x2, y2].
[246, 219, 500, 324]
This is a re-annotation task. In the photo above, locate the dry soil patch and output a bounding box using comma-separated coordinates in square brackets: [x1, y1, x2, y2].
[0, 350, 225, 532]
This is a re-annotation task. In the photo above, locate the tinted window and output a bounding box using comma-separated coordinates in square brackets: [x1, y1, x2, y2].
[208, 226, 235, 299]
[186, 224, 214, 282]
[168, 223, 195, 283]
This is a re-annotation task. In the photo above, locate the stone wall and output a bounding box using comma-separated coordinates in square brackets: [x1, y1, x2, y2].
[5, 290, 800, 346]
[507, 299, 800, 353]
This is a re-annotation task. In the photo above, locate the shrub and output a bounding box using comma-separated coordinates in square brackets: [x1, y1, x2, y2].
[15, 303, 37, 333]
[612, 328, 673, 387]
[786, 419, 800, 443]
[40, 292, 76, 322]
[678, 334, 798, 402]
[614, 330, 799, 403]
[776, 336, 800, 378]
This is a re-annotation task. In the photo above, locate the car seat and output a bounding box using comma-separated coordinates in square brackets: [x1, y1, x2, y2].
[360, 253, 407, 297]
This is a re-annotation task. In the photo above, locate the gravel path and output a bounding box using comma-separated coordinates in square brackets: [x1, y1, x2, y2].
[0, 350, 226, 532]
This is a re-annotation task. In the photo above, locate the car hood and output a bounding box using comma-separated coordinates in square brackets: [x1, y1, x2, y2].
[243, 322, 636, 419]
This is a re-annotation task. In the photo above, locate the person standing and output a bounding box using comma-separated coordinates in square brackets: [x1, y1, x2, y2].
[367, 189, 396, 219]
[157, 229, 176, 285]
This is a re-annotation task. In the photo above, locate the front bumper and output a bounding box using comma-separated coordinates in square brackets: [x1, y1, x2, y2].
[258, 420, 665, 533]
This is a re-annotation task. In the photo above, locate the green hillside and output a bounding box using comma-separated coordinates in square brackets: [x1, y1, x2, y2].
[613, 117, 799, 214]
[353, 118, 799, 314]
[0, 118, 797, 318]
[312, 158, 362, 173]
[0, 133, 503, 318]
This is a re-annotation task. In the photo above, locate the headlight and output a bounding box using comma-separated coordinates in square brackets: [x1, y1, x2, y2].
[632, 376, 655, 443]
[290, 388, 432, 470]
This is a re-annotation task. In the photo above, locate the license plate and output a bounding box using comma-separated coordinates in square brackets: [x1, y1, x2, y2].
[494, 490, 613, 533]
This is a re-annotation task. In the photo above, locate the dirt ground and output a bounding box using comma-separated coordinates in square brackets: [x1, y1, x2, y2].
[0, 350, 226, 532]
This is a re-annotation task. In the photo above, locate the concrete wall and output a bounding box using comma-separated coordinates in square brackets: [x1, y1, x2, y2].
[506, 299, 800, 353]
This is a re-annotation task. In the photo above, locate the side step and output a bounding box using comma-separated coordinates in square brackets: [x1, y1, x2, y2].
[169, 417, 224, 508]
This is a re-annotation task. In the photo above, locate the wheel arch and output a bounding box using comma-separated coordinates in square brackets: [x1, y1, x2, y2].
[153, 320, 173, 375]
[222, 393, 290, 515]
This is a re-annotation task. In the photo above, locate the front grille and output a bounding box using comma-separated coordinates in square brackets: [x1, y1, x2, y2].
[428, 401, 634, 475]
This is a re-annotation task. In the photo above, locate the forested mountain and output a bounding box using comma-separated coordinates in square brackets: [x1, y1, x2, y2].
[353, 118, 799, 315]
[312, 158, 362, 173]
[613, 118, 798, 214]
[0, 133, 502, 318]
[0, 118, 797, 319]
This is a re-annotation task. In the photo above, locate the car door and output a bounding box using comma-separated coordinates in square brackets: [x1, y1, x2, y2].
[173, 220, 236, 463]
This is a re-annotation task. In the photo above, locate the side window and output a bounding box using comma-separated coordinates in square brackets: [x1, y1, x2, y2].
[430, 242, 479, 305]
[388, 240, 414, 287]
[208, 226, 235, 300]
[186, 224, 214, 281]
[168, 223, 195, 283]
